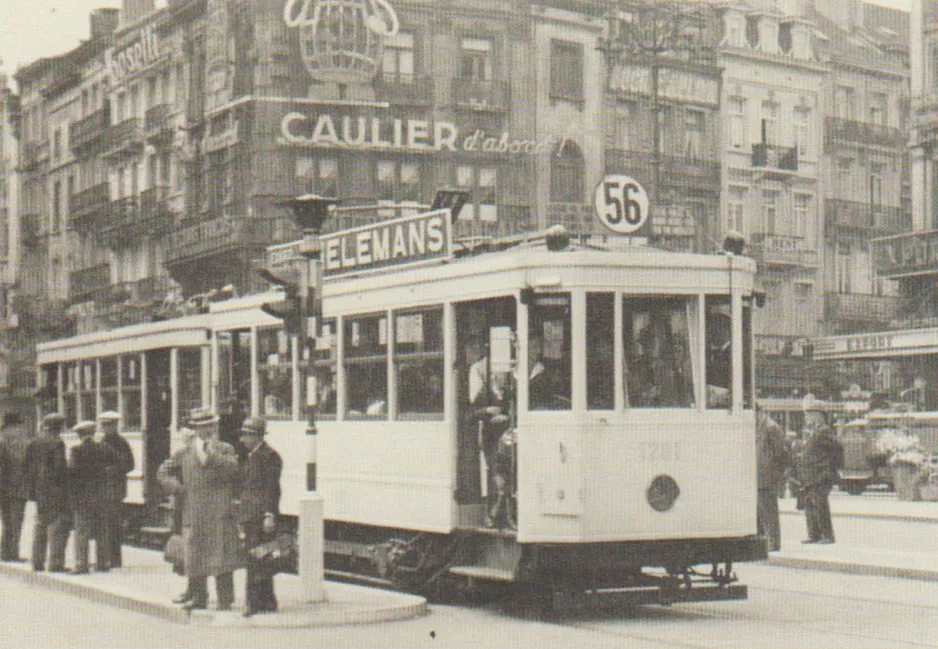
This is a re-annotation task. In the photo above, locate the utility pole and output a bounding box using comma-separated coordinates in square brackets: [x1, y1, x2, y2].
[599, 0, 715, 251]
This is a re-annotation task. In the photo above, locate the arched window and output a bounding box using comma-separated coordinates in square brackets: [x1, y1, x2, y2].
[550, 141, 584, 203]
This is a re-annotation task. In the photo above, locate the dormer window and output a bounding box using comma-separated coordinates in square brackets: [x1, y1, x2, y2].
[760, 18, 778, 54]
[779, 23, 792, 54]
[746, 16, 760, 48]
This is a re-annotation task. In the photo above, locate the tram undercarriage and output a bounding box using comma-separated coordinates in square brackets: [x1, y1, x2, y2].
[319, 520, 765, 610]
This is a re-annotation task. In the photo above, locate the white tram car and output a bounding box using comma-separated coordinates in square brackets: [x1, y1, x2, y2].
[37, 224, 765, 607]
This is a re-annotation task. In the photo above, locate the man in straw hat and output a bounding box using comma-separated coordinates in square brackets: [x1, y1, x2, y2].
[158, 408, 242, 611]
[98, 411, 134, 568]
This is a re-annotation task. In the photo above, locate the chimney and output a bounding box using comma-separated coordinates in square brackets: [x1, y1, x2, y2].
[121, 0, 156, 25]
[90, 8, 120, 41]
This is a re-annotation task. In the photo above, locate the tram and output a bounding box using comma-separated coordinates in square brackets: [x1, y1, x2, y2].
[36, 212, 766, 607]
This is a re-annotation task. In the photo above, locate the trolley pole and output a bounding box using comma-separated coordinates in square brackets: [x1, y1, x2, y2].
[279, 194, 336, 603]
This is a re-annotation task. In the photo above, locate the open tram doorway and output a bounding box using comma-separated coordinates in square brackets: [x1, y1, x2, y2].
[144, 349, 171, 522]
[454, 296, 517, 530]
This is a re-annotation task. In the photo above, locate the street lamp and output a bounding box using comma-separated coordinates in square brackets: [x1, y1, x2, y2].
[276, 193, 336, 604]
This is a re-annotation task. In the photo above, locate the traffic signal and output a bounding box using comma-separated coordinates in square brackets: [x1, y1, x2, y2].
[258, 268, 304, 338]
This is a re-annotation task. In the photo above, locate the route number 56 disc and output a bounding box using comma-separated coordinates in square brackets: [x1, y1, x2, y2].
[594, 175, 649, 235]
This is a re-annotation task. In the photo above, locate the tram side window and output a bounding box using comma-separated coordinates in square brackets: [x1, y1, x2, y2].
[743, 301, 753, 409]
[100, 357, 118, 414]
[529, 293, 572, 411]
[258, 328, 293, 419]
[587, 293, 615, 410]
[302, 319, 337, 418]
[218, 330, 252, 412]
[80, 361, 97, 423]
[37, 364, 59, 417]
[345, 313, 389, 419]
[395, 307, 444, 420]
[121, 354, 142, 430]
[177, 349, 203, 424]
[623, 296, 696, 408]
[65, 364, 79, 427]
[705, 296, 732, 409]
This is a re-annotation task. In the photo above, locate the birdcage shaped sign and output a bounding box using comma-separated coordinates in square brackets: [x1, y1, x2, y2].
[283, 0, 400, 85]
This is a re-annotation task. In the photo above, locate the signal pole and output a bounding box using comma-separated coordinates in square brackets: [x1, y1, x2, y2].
[277, 194, 336, 603]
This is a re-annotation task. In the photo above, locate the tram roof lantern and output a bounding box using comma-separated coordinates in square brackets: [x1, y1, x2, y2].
[278, 194, 338, 234]
[723, 230, 746, 256]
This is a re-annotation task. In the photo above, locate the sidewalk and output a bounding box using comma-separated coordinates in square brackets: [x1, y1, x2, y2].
[0, 504, 426, 627]
[770, 492, 938, 581]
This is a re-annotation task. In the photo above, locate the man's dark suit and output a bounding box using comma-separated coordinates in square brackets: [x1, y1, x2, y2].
[239, 441, 283, 614]
[0, 424, 30, 561]
[101, 432, 134, 567]
[24, 434, 70, 571]
[70, 437, 116, 572]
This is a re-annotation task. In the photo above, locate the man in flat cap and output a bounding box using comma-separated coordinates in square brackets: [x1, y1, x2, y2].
[69, 421, 116, 574]
[799, 400, 844, 544]
[0, 412, 30, 562]
[238, 417, 283, 617]
[98, 411, 134, 568]
[24, 413, 70, 572]
[158, 408, 242, 611]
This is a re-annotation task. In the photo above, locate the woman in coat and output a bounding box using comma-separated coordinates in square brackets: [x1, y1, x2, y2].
[158, 409, 243, 611]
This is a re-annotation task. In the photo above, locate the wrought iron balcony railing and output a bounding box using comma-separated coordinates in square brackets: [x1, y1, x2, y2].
[145, 104, 173, 135]
[69, 263, 111, 304]
[99, 189, 174, 248]
[374, 73, 434, 105]
[824, 117, 906, 150]
[102, 118, 143, 158]
[70, 108, 111, 153]
[824, 292, 899, 324]
[70, 183, 111, 231]
[453, 79, 509, 112]
[20, 141, 49, 171]
[605, 148, 721, 189]
[825, 199, 910, 236]
[751, 143, 798, 172]
[749, 232, 820, 268]
[162, 216, 299, 266]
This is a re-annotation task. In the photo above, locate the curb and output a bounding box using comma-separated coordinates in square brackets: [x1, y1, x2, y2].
[0, 563, 427, 627]
[780, 510, 938, 525]
[0, 563, 189, 624]
[768, 555, 938, 582]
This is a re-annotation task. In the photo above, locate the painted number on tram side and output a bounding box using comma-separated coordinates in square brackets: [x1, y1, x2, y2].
[638, 441, 681, 462]
[594, 174, 649, 235]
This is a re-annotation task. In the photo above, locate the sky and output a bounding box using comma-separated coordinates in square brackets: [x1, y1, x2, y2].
[0, 0, 918, 84]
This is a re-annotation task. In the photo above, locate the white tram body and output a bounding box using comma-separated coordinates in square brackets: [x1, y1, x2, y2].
[37, 233, 764, 603]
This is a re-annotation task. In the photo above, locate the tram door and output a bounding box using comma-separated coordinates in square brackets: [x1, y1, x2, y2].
[145, 349, 171, 517]
[454, 297, 516, 528]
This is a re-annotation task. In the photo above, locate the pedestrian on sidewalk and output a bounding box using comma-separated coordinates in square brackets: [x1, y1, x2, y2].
[98, 411, 134, 569]
[0, 412, 30, 562]
[800, 404, 844, 545]
[237, 417, 283, 617]
[756, 408, 790, 552]
[158, 409, 243, 612]
[24, 413, 71, 572]
[68, 421, 116, 574]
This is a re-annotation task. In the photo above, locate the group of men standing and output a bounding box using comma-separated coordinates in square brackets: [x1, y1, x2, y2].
[0, 410, 134, 574]
[158, 408, 282, 617]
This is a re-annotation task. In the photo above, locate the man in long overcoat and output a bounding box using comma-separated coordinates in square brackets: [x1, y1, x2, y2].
[756, 409, 790, 552]
[237, 417, 283, 617]
[24, 413, 71, 572]
[69, 421, 116, 574]
[0, 412, 30, 562]
[800, 409, 844, 544]
[98, 411, 134, 568]
[158, 409, 243, 611]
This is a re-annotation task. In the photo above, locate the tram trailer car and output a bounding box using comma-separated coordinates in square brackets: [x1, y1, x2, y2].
[37, 235, 766, 608]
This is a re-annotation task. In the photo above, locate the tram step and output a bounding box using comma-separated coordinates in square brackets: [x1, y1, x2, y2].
[448, 565, 515, 582]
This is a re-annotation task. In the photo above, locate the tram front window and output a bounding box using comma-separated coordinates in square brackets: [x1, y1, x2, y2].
[528, 293, 572, 411]
[344, 313, 389, 419]
[623, 297, 695, 408]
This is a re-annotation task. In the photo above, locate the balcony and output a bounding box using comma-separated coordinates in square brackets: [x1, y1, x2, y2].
[749, 233, 820, 269]
[453, 79, 509, 112]
[546, 202, 593, 236]
[20, 141, 49, 171]
[102, 118, 144, 159]
[871, 230, 938, 278]
[825, 292, 899, 325]
[69, 263, 111, 304]
[751, 144, 797, 172]
[825, 199, 911, 239]
[162, 216, 299, 267]
[70, 183, 111, 233]
[374, 73, 434, 106]
[144, 104, 173, 140]
[70, 108, 111, 154]
[99, 189, 175, 248]
[824, 117, 906, 151]
[605, 148, 720, 191]
[20, 213, 42, 248]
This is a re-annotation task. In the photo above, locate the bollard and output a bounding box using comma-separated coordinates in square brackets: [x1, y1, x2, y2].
[298, 493, 326, 603]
